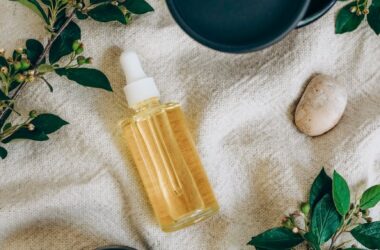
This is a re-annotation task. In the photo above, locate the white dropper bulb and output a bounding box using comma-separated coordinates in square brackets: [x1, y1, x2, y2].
[120, 51, 147, 83]
[120, 51, 160, 107]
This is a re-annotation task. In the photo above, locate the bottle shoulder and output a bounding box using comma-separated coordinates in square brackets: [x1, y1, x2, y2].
[141, 101, 181, 114]
[124, 101, 182, 125]
[162, 101, 181, 110]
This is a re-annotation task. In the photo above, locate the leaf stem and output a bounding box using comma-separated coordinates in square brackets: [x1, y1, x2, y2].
[328, 204, 358, 250]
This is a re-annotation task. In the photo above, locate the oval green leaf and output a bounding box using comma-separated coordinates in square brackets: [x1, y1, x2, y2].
[88, 4, 127, 24]
[55, 68, 112, 91]
[26, 39, 44, 65]
[367, 4, 380, 35]
[333, 170, 351, 215]
[40, 0, 51, 6]
[75, 10, 88, 20]
[360, 185, 380, 210]
[122, 0, 154, 14]
[2, 127, 49, 143]
[351, 222, 380, 249]
[0, 146, 7, 159]
[373, 0, 380, 7]
[0, 57, 8, 67]
[372, 0, 380, 6]
[247, 227, 304, 249]
[90, 0, 108, 3]
[335, 2, 365, 34]
[309, 168, 332, 209]
[14, 0, 49, 23]
[311, 194, 342, 244]
[49, 21, 81, 63]
[304, 232, 321, 250]
[0, 90, 10, 100]
[343, 248, 368, 250]
[31, 113, 69, 134]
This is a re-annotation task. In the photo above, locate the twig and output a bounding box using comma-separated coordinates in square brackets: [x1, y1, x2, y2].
[0, 10, 76, 124]
[328, 205, 358, 250]
[36, 9, 76, 67]
[40, 76, 53, 92]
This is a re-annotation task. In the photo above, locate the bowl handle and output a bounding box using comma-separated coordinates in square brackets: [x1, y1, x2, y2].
[296, 0, 337, 28]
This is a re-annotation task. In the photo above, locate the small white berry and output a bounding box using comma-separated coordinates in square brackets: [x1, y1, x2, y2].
[27, 123, 35, 131]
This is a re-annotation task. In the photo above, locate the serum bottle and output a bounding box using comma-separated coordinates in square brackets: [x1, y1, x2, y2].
[120, 51, 219, 232]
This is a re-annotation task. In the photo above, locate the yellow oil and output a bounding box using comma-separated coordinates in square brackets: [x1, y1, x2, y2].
[122, 98, 219, 232]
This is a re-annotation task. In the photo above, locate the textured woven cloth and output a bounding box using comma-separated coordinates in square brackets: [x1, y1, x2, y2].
[1, 1, 380, 249]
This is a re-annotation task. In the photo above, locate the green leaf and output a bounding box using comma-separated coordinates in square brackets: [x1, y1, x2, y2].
[31, 113, 68, 134]
[2, 127, 49, 143]
[0, 90, 10, 100]
[75, 10, 88, 20]
[335, 2, 365, 34]
[372, 0, 380, 7]
[122, 0, 154, 14]
[311, 194, 342, 244]
[0, 57, 8, 67]
[90, 0, 108, 4]
[367, 3, 380, 35]
[332, 170, 351, 215]
[351, 222, 380, 249]
[13, 0, 49, 23]
[40, 0, 52, 6]
[55, 68, 112, 91]
[0, 146, 7, 159]
[343, 248, 368, 250]
[88, 4, 127, 24]
[247, 227, 304, 249]
[360, 185, 380, 209]
[49, 21, 81, 63]
[309, 168, 332, 209]
[304, 232, 321, 250]
[26, 39, 44, 65]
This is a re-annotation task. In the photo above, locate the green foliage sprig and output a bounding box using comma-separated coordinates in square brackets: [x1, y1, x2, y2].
[336, 0, 380, 34]
[248, 168, 380, 250]
[0, 0, 153, 159]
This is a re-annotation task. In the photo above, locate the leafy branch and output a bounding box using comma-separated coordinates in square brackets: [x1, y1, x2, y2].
[336, 0, 380, 34]
[248, 168, 380, 250]
[0, 0, 153, 159]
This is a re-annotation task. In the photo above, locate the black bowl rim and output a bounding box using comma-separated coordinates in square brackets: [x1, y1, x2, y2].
[297, 0, 337, 28]
[166, 0, 311, 53]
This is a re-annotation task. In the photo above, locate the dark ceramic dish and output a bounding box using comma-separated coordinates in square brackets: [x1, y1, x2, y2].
[298, 0, 337, 28]
[166, 0, 336, 53]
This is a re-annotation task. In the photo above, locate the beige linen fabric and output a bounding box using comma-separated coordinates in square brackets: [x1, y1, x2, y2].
[1, 1, 380, 249]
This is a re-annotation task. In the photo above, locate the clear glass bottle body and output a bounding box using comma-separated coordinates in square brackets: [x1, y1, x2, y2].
[122, 98, 219, 232]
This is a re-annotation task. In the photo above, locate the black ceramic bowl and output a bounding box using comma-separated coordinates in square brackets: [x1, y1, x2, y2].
[298, 0, 337, 28]
[166, 0, 336, 53]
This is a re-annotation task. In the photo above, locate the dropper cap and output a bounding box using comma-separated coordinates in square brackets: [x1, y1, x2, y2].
[120, 51, 160, 107]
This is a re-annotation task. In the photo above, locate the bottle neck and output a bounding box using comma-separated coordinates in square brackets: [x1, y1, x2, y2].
[132, 97, 161, 112]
